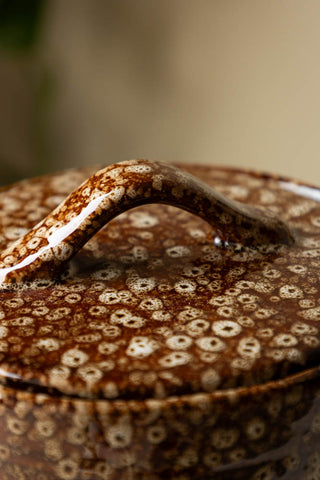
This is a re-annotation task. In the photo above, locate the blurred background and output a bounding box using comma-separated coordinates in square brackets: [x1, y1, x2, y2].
[1, 0, 320, 187]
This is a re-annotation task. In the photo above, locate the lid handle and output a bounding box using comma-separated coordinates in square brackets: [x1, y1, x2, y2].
[0, 159, 293, 283]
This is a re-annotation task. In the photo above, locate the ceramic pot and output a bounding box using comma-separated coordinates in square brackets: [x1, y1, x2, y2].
[0, 159, 320, 480]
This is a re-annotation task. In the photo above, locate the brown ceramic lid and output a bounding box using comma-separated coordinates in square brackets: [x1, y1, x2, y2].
[0, 159, 319, 400]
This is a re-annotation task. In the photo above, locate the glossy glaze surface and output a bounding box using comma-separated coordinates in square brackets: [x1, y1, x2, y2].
[0, 370, 320, 480]
[0, 160, 319, 399]
[0, 160, 320, 479]
[0, 160, 292, 284]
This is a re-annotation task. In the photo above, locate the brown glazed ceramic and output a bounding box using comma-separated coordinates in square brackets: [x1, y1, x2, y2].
[0, 159, 320, 479]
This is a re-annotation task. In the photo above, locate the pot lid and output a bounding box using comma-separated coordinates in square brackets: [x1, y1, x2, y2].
[0, 159, 319, 400]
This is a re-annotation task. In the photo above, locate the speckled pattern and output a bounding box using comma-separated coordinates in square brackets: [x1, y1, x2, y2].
[0, 159, 292, 284]
[0, 160, 320, 479]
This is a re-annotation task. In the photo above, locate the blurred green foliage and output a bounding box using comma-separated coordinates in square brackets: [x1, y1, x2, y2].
[0, 0, 47, 188]
[0, 0, 45, 52]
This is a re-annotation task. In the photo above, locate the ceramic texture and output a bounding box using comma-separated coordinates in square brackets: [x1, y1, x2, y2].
[0, 160, 320, 479]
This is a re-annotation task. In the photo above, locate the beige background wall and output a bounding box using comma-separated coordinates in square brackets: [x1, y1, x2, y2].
[1, 0, 320, 185]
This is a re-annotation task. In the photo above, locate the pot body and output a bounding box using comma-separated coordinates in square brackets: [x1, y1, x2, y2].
[1, 369, 320, 480]
[1, 160, 320, 480]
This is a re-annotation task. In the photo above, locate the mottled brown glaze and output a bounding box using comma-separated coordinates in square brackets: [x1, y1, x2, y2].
[0, 160, 320, 479]
[1, 370, 320, 480]
[0, 160, 293, 284]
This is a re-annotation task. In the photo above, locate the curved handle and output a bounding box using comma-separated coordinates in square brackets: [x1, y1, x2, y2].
[0, 159, 293, 284]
